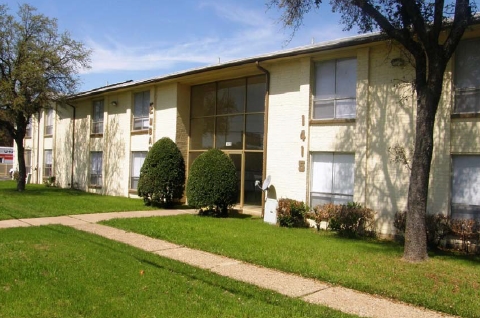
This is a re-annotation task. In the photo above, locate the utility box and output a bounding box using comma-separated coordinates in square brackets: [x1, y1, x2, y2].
[263, 198, 278, 225]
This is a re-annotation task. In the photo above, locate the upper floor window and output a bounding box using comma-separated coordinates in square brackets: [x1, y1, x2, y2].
[25, 117, 32, 138]
[313, 58, 357, 120]
[44, 109, 53, 135]
[133, 91, 150, 131]
[454, 38, 480, 114]
[92, 100, 104, 134]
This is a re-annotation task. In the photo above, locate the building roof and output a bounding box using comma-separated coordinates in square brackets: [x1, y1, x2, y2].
[71, 31, 385, 99]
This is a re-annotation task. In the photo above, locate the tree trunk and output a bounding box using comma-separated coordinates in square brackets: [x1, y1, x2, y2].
[403, 59, 446, 262]
[15, 137, 26, 192]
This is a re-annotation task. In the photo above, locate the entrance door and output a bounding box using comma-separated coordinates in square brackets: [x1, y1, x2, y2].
[226, 152, 263, 207]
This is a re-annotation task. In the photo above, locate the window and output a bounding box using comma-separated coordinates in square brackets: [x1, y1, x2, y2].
[89, 152, 103, 187]
[130, 151, 147, 190]
[44, 150, 52, 177]
[310, 153, 354, 207]
[313, 58, 357, 119]
[25, 117, 32, 138]
[25, 150, 32, 175]
[451, 156, 480, 220]
[133, 91, 150, 130]
[454, 39, 480, 114]
[92, 100, 104, 134]
[44, 109, 53, 135]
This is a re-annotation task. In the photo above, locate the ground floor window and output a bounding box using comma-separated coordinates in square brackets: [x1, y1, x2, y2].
[43, 150, 53, 177]
[25, 150, 31, 174]
[451, 155, 480, 220]
[131, 151, 147, 190]
[310, 152, 354, 207]
[89, 151, 103, 187]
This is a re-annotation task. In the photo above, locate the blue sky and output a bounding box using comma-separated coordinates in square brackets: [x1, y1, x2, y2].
[5, 0, 358, 92]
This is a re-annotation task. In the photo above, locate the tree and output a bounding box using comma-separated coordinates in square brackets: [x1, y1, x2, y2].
[0, 4, 90, 191]
[270, 0, 476, 261]
[137, 137, 185, 207]
[186, 149, 238, 217]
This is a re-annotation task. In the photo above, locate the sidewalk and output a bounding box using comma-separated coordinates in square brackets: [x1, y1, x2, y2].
[0, 211, 456, 318]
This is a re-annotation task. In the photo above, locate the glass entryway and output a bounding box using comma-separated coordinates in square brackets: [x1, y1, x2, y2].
[189, 75, 266, 207]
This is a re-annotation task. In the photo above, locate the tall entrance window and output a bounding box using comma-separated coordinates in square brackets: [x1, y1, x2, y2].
[189, 75, 266, 206]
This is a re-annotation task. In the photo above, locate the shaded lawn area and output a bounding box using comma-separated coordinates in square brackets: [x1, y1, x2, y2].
[0, 180, 155, 220]
[104, 214, 480, 318]
[0, 225, 354, 318]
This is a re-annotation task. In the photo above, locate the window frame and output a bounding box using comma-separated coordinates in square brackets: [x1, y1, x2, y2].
[132, 91, 150, 131]
[309, 152, 355, 207]
[89, 151, 103, 187]
[313, 58, 357, 120]
[451, 155, 480, 221]
[25, 150, 32, 175]
[91, 100, 104, 134]
[453, 38, 480, 115]
[130, 151, 147, 190]
[25, 117, 32, 138]
[44, 109, 53, 136]
[43, 149, 53, 178]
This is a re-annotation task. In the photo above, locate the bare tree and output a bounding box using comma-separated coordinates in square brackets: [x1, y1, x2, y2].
[270, 0, 476, 262]
[0, 4, 90, 191]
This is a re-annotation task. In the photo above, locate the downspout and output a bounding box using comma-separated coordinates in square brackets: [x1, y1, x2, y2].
[36, 111, 40, 183]
[256, 61, 270, 217]
[65, 102, 76, 189]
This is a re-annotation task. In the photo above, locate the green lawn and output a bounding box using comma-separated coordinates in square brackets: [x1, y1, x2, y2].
[0, 225, 354, 318]
[103, 214, 480, 318]
[0, 180, 155, 220]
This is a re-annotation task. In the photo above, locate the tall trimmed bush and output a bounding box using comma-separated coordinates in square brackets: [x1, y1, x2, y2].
[186, 149, 238, 217]
[137, 137, 185, 207]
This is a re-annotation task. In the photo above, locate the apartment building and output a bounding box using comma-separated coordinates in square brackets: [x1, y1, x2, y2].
[20, 24, 480, 235]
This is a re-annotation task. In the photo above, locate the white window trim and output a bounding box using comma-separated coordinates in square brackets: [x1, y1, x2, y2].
[130, 151, 147, 190]
[310, 152, 355, 207]
[313, 58, 357, 120]
[133, 91, 150, 131]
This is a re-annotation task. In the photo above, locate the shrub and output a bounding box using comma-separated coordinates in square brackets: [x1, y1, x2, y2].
[308, 203, 339, 229]
[43, 176, 56, 187]
[277, 198, 309, 228]
[186, 149, 238, 217]
[393, 212, 480, 253]
[327, 202, 376, 237]
[138, 137, 185, 208]
[394, 211, 451, 248]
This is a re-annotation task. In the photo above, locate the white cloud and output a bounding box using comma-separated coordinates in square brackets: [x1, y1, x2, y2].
[81, 1, 354, 76]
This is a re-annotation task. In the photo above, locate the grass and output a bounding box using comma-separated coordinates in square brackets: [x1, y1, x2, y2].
[103, 214, 480, 318]
[0, 180, 156, 220]
[0, 225, 354, 318]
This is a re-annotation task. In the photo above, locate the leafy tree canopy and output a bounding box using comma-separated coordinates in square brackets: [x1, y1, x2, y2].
[0, 3, 90, 190]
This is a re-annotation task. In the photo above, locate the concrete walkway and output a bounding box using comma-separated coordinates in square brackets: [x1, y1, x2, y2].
[0, 210, 456, 318]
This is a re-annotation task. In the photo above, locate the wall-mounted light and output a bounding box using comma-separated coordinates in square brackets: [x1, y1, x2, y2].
[391, 57, 406, 67]
[111, 101, 118, 107]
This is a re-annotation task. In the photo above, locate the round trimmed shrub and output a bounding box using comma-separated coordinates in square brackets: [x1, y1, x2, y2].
[186, 149, 238, 216]
[137, 137, 185, 207]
